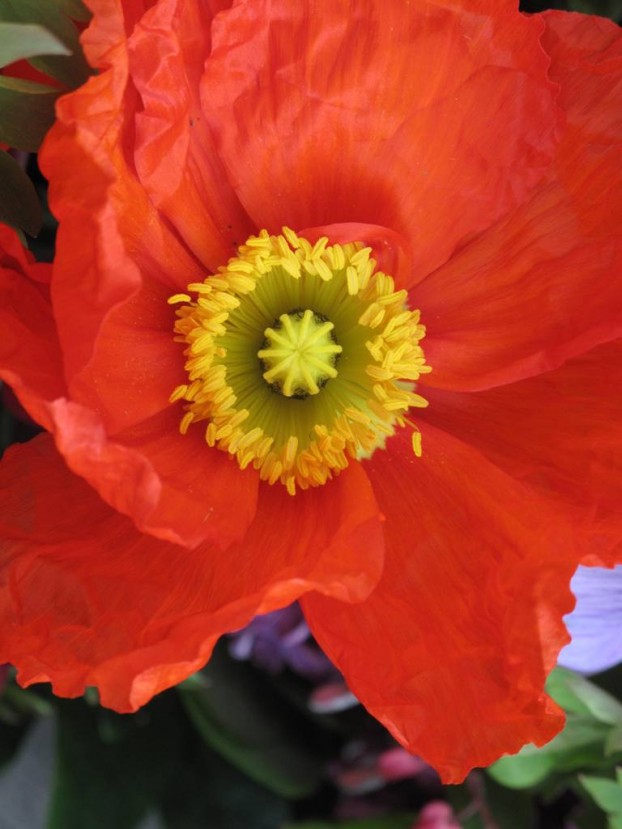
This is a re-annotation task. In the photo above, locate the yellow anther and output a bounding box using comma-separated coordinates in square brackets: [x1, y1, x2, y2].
[169, 229, 430, 493]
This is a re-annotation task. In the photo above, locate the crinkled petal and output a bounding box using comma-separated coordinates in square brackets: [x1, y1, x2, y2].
[40, 0, 239, 398]
[44, 400, 259, 550]
[559, 565, 622, 675]
[302, 426, 576, 782]
[203, 0, 560, 279]
[421, 339, 622, 567]
[33, 1, 265, 548]
[0, 227, 63, 429]
[128, 0, 253, 266]
[0, 436, 383, 711]
[417, 11, 622, 390]
[0, 224, 258, 549]
[66, 276, 186, 435]
[40, 8, 198, 386]
[0, 230, 257, 550]
[0, 225, 50, 284]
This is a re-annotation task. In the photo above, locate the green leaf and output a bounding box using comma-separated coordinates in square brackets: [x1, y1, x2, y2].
[52, 0, 91, 22]
[580, 774, 622, 816]
[567, 0, 622, 18]
[606, 725, 622, 756]
[487, 744, 555, 789]
[1, 0, 77, 46]
[47, 695, 184, 829]
[487, 669, 622, 790]
[161, 741, 288, 829]
[179, 645, 325, 799]
[0, 150, 42, 235]
[547, 668, 622, 726]
[1, 679, 54, 719]
[445, 784, 487, 829]
[0, 22, 69, 67]
[488, 713, 615, 789]
[484, 787, 534, 829]
[0, 0, 90, 88]
[0, 76, 58, 151]
[574, 805, 609, 829]
[29, 50, 87, 91]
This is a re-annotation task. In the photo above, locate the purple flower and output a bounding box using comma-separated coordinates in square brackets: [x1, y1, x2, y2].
[228, 603, 336, 681]
[559, 565, 622, 675]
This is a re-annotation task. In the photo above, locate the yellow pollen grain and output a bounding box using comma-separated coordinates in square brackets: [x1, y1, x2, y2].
[411, 430, 422, 458]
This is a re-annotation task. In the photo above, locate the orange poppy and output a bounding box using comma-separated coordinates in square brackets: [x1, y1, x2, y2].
[0, 0, 621, 782]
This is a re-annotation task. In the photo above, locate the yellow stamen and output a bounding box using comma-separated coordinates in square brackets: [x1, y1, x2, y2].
[170, 228, 430, 493]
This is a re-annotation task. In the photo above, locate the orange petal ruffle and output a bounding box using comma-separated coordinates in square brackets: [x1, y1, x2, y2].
[303, 426, 576, 783]
[0, 226, 63, 429]
[202, 0, 560, 280]
[421, 339, 622, 567]
[417, 11, 622, 391]
[0, 435, 383, 711]
[0, 225, 259, 550]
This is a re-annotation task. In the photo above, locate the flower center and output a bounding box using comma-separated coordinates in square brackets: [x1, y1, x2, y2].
[258, 309, 342, 398]
[168, 228, 431, 495]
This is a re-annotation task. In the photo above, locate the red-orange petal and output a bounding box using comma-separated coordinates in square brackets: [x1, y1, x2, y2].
[33, 0, 266, 548]
[0, 227, 63, 429]
[40, 0, 234, 391]
[128, 0, 253, 268]
[44, 400, 259, 550]
[302, 425, 577, 782]
[299, 222, 415, 294]
[202, 0, 560, 279]
[0, 223, 50, 284]
[66, 275, 185, 435]
[421, 339, 622, 568]
[0, 436, 383, 711]
[0, 222, 258, 549]
[417, 11, 622, 391]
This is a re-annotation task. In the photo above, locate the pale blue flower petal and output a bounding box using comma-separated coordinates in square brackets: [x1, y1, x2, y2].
[559, 565, 622, 675]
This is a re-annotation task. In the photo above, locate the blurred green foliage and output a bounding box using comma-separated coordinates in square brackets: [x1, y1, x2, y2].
[0, 0, 91, 235]
[179, 646, 327, 799]
[490, 669, 622, 791]
[520, 0, 622, 14]
[0, 658, 621, 828]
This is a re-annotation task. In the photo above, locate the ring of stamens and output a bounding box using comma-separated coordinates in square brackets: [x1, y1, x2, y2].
[169, 228, 431, 495]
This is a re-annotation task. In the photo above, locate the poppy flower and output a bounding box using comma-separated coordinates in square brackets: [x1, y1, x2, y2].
[0, 0, 621, 783]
